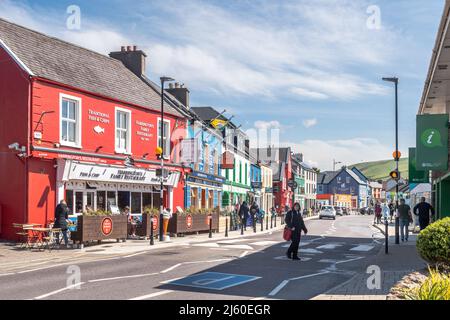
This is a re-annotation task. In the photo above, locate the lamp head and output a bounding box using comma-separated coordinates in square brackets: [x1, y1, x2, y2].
[382, 77, 398, 83]
[160, 76, 175, 83]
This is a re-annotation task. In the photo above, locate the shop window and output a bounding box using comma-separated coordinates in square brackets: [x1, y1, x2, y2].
[158, 119, 170, 158]
[143, 192, 152, 209]
[153, 190, 162, 209]
[65, 190, 74, 215]
[107, 191, 117, 211]
[115, 108, 131, 154]
[118, 191, 130, 212]
[191, 188, 198, 209]
[97, 191, 106, 211]
[131, 192, 142, 214]
[75, 191, 83, 214]
[208, 190, 213, 209]
[60, 94, 81, 147]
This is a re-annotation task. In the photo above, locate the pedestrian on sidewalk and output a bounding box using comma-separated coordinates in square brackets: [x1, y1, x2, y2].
[381, 199, 390, 223]
[54, 199, 70, 248]
[285, 202, 308, 260]
[389, 202, 395, 223]
[397, 199, 412, 242]
[250, 202, 259, 225]
[239, 201, 249, 231]
[374, 202, 382, 224]
[413, 197, 435, 230]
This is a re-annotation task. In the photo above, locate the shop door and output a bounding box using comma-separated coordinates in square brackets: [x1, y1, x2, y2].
[86, 191, 95, 212]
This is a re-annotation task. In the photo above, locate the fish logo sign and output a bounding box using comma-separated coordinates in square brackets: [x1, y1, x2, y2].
[94, 125, 105, 134]
[421, 129, 442, 148]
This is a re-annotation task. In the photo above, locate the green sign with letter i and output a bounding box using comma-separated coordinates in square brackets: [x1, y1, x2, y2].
[408, 148, 429, 183]
[416, 114, 449, 171]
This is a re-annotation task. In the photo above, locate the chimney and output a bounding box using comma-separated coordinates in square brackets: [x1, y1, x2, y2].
[109, 45, 147, 77]
[166, 83, 190, 109]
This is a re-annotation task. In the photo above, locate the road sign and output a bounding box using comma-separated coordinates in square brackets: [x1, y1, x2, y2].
[186, 214, 193, 229]
[392, 151, 401, 160]
[166, 272, 261, 291]
[287, 180, 298, 189]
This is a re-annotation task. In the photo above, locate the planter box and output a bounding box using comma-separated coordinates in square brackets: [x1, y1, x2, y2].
[129, 213, 160, 238]
[168, 212, 219, 235]
[71, 215, 127, 245]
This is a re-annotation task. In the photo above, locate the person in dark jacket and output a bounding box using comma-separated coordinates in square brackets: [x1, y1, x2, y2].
[54, 200, 70, 247]
[238, 201, 249, 231]
[285, 202, 308, 260]
[413, 197, 435, 230]
[250, 202, 259, 226]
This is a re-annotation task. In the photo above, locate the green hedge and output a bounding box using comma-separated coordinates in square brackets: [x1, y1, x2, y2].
[416, 217, 450, 265]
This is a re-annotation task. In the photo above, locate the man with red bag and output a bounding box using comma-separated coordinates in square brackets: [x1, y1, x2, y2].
[285, 202, 308, 260]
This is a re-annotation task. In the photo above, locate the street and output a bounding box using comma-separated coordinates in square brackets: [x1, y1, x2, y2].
[0, 215, 384, 300]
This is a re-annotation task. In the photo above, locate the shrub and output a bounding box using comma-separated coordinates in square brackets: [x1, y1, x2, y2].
[406, 268, 450, 300]
[416, 217, 450, 265]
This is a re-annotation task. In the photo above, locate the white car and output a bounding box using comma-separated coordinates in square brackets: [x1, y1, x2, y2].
[319, 205, 336, 220]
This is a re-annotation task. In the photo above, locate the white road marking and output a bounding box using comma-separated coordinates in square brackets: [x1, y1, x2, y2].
[192, 243, 220, 248]
[316, 243, 342, 250]
[300, 248, 323, 254]
[218, 239, 249, 244]
[209, 248, 230, 251]
[318, 259, 341, 263]
[34, 282, 85, 300]
[274, 256, 311, 261]
[0, 273, 15, 277]
[122, 251, 148, 258]
[88, 272, 159, 283]
[350, 245, 374, 252]
[250, 241, 279, 246]
[129, 290, 173, 300]
[268, 271, 330, 296]
[281, 242, 310, 248]
[160, 263, 182, 274]
[251, 297, 267, 300]
[239, 251, 250, 258]
[335, 256, 364, 265]
[221, 244, 254, 250]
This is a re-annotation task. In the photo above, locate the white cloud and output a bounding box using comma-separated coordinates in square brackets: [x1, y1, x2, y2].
[0, 0, 401, 102]
[302, 118, 318, 128]
[254, 120, 281, 130]
[285, 138, 407, 170]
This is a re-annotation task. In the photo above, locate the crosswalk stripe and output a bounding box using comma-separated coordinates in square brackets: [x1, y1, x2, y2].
[350, 245, 374, 252]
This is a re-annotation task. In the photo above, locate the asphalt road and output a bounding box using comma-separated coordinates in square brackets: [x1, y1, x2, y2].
[0, 214, 383, 300]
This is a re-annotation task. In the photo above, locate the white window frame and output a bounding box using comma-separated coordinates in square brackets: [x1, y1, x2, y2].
[157, 118, 171, 159]
[59, 93, 82, 148]
[115, 107, 132, 154]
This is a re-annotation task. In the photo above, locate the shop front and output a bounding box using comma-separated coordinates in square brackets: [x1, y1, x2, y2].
[58, 160, 181, 217]
[184, 170, 225, 210]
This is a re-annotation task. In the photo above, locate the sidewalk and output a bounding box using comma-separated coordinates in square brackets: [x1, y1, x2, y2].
[0, 215, 302, 274]
[312, 222, 427, 300]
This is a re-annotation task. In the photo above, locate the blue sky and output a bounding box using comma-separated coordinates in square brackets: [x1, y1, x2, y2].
[0, 0, 444, 169]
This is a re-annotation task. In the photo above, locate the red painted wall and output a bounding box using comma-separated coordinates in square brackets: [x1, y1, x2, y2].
[0, 46, 30, 239]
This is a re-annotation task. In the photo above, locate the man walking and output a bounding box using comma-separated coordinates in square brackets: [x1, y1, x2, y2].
[54, 200, 70, 248]
[413, 197, 435, 230]
[397, 199, 412, 242]
[285, 203, 308, 260]
[238, 201, 249, 231]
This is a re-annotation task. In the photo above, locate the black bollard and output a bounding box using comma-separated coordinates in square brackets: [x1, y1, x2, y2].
[241, 217, 244, 235]
[260, 215, 264, 231]
[266, 214, 269, 230]
[150, 218, 154, 246]
[209, 214, 212, 238]
[385, 218, 389, 254]
[253, 216, 257, 233]
[274, 214, 277, 228]
[225, 216, 229, 237]
[270, 215, 273, 229]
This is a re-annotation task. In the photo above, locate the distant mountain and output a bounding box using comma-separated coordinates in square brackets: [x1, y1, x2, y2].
[350, 158, 408, 181]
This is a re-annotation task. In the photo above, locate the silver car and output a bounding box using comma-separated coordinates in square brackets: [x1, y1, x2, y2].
[319, 205, 336, 220]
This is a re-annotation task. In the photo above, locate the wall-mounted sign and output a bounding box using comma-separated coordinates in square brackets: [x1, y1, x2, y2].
[93, 125, 105, 134]
[186, 214, 193, 229]
[88, 109, 110, 124]
[221, 151, 234, 169]
[409, 147, 429, 183]
[63, 160, 180, 187]
[180, 139, 200, 164]
[135, 120, 154, 142]
[34, 131, 42, 139]
[101, 217, 113, 236]
[416, 114, 449, 171]
[152, 216, 158, 231]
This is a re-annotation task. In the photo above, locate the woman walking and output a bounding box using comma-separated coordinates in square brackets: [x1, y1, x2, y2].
[285, 202, 308, 260]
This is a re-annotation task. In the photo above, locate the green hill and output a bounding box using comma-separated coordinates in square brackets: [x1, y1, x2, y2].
[351, 158, 408, 181]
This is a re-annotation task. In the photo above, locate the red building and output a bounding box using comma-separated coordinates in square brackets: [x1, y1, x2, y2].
[0, 19, 189, 240]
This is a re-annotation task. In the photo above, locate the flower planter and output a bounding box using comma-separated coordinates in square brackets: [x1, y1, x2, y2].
[168, 212, 219, 235]
[71, 215, 127, 248]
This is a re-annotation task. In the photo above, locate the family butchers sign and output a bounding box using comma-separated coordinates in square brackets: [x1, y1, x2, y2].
[65, 161, 180, 187]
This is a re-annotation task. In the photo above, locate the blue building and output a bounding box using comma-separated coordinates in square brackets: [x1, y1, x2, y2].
[250, 163, 262, 206]
[183, 113, 225, 210]
[317, 167, 369, 208]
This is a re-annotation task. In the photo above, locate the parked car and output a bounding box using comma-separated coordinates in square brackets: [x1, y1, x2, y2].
[334, 206, 343, 216]
[319, 205, 336, 220]
[342, 207, 349, 215]
[359, 207, 368, 215]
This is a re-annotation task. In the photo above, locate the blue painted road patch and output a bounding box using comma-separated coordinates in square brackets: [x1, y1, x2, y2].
[167, 272, 261, 291]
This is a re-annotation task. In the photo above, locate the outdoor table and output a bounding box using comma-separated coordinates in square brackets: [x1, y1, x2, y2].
[28, 227, 53, 251]
[12, 223, 42, 249]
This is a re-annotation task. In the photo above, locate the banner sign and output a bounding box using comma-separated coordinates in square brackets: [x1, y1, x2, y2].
[416, 114, 449, 171]
[408, 148, 429, 183]
[64, 161, 180, 187]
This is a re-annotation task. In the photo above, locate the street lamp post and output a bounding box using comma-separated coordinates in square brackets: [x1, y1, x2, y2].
[159, 76, 174, 242]
[382, 76, 400, 245]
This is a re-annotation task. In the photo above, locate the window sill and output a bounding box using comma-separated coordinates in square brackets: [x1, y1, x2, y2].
[60, 142, 82, 149]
